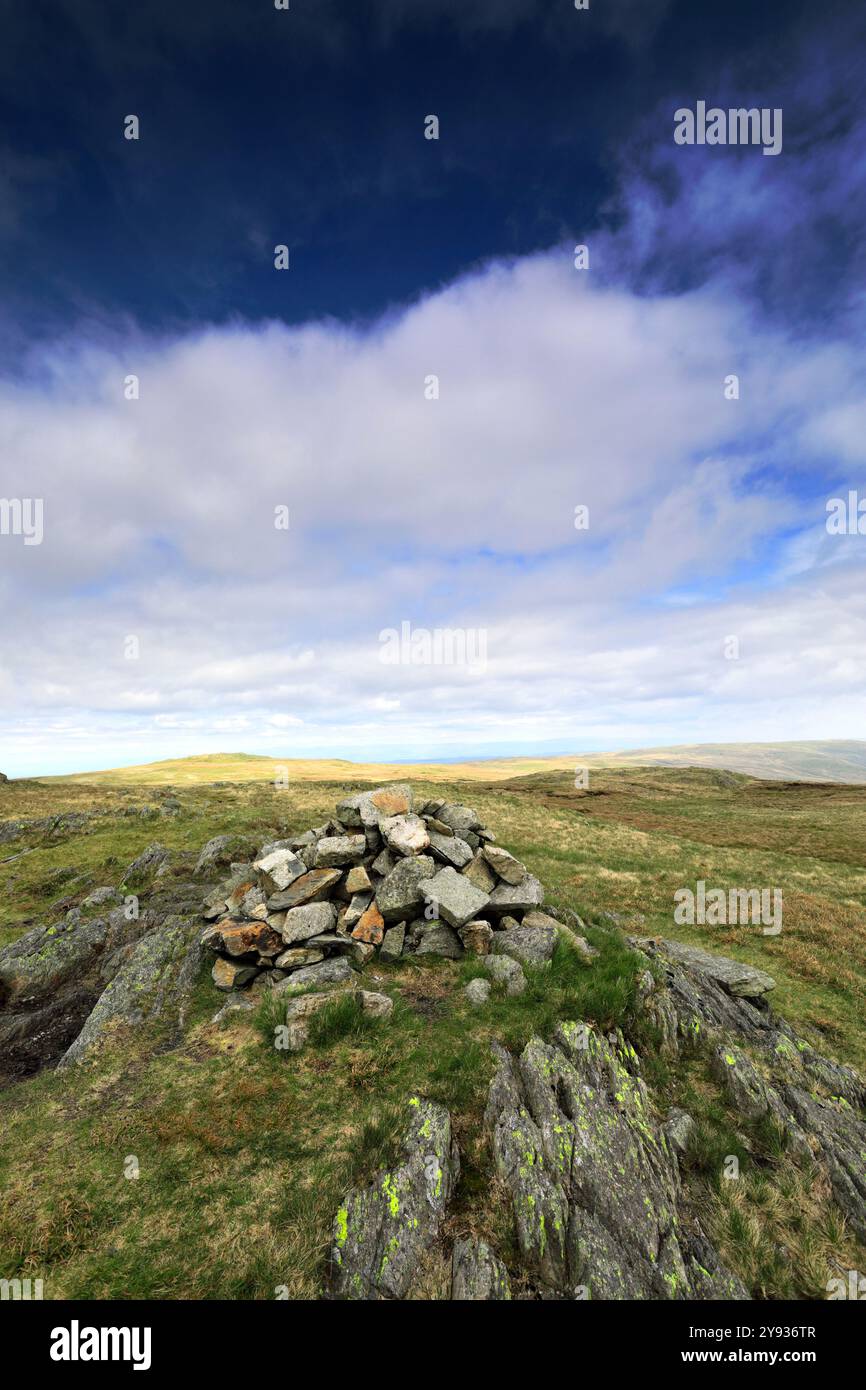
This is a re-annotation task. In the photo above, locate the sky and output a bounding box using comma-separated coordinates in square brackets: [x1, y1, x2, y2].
[1, 0, 865, 776]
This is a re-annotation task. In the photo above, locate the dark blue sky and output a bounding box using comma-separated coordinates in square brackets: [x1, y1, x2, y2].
[0, 0, 852, 355]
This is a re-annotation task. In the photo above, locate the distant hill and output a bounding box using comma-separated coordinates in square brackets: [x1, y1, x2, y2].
[37, 739, 866, 785]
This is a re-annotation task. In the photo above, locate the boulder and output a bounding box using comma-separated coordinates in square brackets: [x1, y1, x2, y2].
[123, 842, 171, 888]
[459, 920, 494, 956]
[60, 916, 207, 1063]
[464, 977, 491, 1007]
[275, 956, 355, 995]
[201, 919, 283, 959]
[436, 804, 480, 838]
[194, 835, 258, 877]
[462, 852, 497, 894]
[483, 955, 526, 996]
[335, 784, 414, 829]
[212, 957, 260, 991]
[351, 902, 385, 946]
[645, 939, 775, 999]
[379, 924, 406, 963]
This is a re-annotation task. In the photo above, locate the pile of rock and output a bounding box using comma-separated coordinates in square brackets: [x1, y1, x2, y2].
[200, 783, 578, 1003]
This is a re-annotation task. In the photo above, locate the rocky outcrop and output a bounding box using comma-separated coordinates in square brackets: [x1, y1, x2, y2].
[484, 1025, 747, 1299]
[59, 915, 204, 1066]
[329, 1097, 459, 1299]
[635, 935, 866, 1245]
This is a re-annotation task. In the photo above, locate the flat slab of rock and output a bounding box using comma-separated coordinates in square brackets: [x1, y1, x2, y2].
[650, 939, 776, 998]
[426, 866, 490, 928]
[330, 1097, 459, 1299]
[427, 831, 473, 869]
[267, 868, 341, 911]
[352, 901, 385, 946]
[274, 955, 355, 995]
[462, 853, 497, 894]
[487, 874, 544, 916]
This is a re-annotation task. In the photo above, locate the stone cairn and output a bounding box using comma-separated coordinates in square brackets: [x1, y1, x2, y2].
[201, 784, 579, 1024]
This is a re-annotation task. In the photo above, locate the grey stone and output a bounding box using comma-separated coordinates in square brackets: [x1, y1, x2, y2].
[482, 844, 527, 885]
[451, 1237, 511, 1299]
[124, 842, 171, 888]
[335, 784, 414, 829]
[464, 977, 491, 1006]
[415, 922, 464, 960]
[664, 1107, 695, 1158]
[60, 916, 205, 1065]
[436, 803, 481, 838]
[425, 866, 490, 928]
[330, 1097, 459, 1299]
[491, 922, 557, 967]
[380, 814, 430, 856]
[646, 939, 775, 999]
[487, 875, 545, 916]
[254, 848, 307, 893]
[273, 946, 325, 970]
[461, 852, 497, 894]
[375, 854, 436, 924]
[427, 832, 473, 869]
[380, 924, 406, 963]
[315, 834, 367, 868]
[459, 920, 494, 955]
[345, 891, 373, 929]
[357, 990, 394, 1019]
[371, 847, 396, 878]
[193, 835, 257, 877]
[484, 1027, 748, 1299]
[279, 901, 337, 945]
[81, 886, 122, 910]
[483, 955, 526, 996]
[274, 955, 355, 995]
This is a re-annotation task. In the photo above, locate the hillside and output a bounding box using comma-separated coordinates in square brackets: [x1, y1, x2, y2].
[36, 739, 866, 786]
